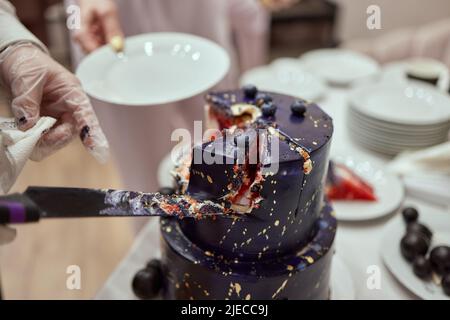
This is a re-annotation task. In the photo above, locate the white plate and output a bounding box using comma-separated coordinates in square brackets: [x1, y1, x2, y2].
[349, 83, 450, 126]
[240, 58, 326, 102]
[348, 117, 448, 145]
[348, 121, 448, 147]
[349, 123, 448, 144]
[348, 116, 448, 141]
[350, 134, 447, 150]
[381, 207, 450, 300]
[349, 105, 450, 132]
[352, 137, 429, 156]
[330, 155, 404, 221]
[350, 132, 439, 156]
[300, 49, 380, 86]
[381, 59, 450, 92]
[77, 32, 230, 106]
[351, 139, 405, 156]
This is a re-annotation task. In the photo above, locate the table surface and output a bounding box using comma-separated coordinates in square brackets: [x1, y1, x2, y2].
[98, 87, 450, 300]
[320, 88, 448, 299]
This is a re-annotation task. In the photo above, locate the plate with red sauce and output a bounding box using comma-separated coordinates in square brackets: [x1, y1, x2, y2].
[327, 155, 404, 221]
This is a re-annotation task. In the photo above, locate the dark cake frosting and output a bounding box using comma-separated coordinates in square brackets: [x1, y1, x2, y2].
[179, 89, 333, 259]
[159, 87, 336, 300]
[161, 201, 336, 300]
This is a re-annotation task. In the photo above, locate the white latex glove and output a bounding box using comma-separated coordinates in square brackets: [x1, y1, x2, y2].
[74, 0, 124, 53]
[0, 42, 109, 162]
[0, 225, 16, 245]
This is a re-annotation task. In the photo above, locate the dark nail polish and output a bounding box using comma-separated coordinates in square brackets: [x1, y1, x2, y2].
[80, 125, 90, 140]
[18, 116, 27, 125]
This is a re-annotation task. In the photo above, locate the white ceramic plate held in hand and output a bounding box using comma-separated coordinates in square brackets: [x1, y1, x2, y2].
[330, 155, 404, 221]
[381, 207, 450, 300]
[76, 33, 230, 106]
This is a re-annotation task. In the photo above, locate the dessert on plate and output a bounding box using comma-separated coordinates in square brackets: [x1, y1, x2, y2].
[326, 161, 377, 202]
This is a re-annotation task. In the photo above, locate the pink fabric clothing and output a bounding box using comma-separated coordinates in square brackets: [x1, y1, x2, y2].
[67, 0, 269, 193]
[344, 18, 450, 68]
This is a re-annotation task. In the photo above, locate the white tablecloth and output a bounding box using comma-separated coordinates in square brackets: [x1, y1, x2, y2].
[98, 88, 449, 300]
[321, 88, 449, 299]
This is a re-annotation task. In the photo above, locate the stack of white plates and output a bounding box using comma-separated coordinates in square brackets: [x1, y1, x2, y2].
[348, 83, 450, 156]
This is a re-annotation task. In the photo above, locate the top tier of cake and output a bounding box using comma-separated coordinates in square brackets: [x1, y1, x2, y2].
[205, 89, 333, 161]
[178, 87, 333, 260]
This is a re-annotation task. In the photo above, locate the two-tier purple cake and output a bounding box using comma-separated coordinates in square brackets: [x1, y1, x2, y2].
[140, 86, 336, 300]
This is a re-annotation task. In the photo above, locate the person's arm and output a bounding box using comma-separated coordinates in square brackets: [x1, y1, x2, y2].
[0, 0, 47, 53]
[0, 1, 109, 162]
[344, 18, 450, 65]
[0, 1, 109, 246]
[74, 0, 124, 53]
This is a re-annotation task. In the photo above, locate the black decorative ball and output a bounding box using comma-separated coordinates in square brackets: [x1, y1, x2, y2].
[243, 85, 258, 99]
[146, 258, 163, 270]
[407, 223, 432, 242]
[429, 246, 450, 275]
[132, 260, 164, 299]
[402, 207, 419, 224]
[442, 273, 450, 296]
[400, 233, 429, 262]
[290, 100, 307, 116]
[255, 93, 272, 106]
[261, 103, 277, 117]
[412, 256, 432, 279]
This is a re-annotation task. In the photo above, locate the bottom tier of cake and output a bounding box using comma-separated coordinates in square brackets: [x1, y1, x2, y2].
[159, 202, 337, 300]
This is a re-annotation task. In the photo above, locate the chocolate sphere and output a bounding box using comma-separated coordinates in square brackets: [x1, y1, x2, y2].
[442, 273, 450, 296]
[402, 207, 419, 224]
[407, 223, 432, 242]
[243, 85, 258, 99]
[429, 246, 450, 275]
[412, 256, 432, 279]
[290, 100, 307, 116]
[255, 93, 272, 106]
[261, 102, 277, 117]
[132, 260, 164, 299]
[400, 233, 429, 262]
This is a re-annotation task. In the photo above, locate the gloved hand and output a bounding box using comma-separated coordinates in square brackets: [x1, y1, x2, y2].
[0, 225, 16, 245]
[74, 0, 124, 53]
[0, 42, 109, 162]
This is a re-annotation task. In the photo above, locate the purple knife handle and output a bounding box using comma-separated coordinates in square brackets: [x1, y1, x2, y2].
[0, 194, 40, 224]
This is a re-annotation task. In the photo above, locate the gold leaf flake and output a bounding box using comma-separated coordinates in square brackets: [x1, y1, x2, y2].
[272, 279, 288, 299]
